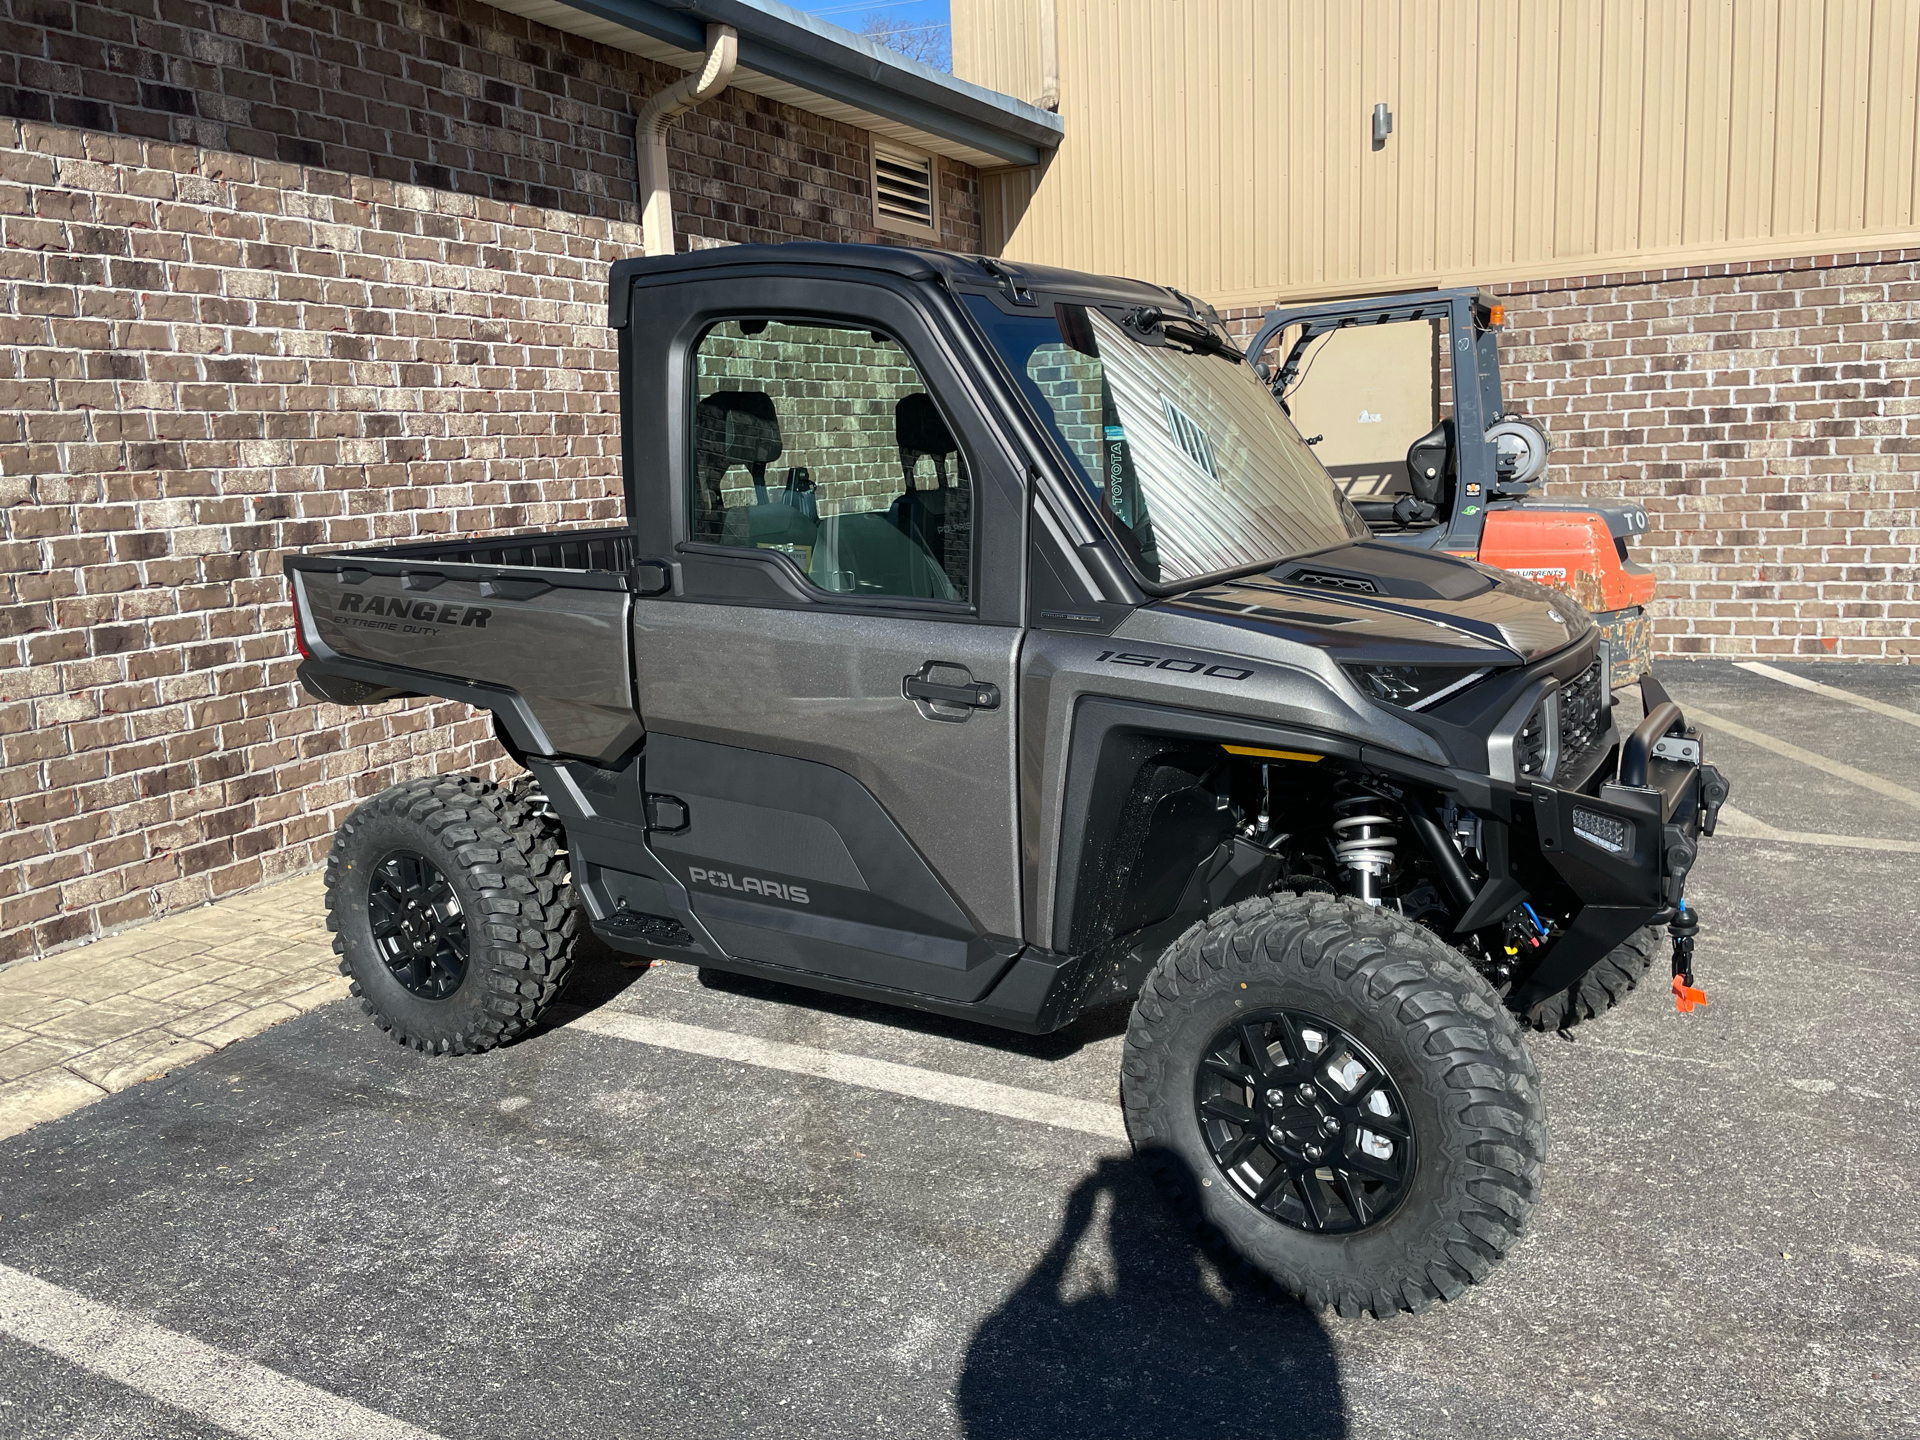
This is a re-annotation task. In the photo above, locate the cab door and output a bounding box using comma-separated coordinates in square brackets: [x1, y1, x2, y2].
[622, 273, 1028, 1003]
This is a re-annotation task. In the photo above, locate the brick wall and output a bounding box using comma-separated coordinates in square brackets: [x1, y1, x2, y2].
[1494, 253, 1919, 661]
[0, 0, 983, 965]
[0, 0, 981, 252]
[1226, 250, 1920, 661]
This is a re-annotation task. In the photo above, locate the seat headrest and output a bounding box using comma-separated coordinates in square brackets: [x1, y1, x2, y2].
[895, 392, 955, 458]
[697, 391, 783, 470]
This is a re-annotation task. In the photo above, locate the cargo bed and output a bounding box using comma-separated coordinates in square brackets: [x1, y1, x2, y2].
[287, 527, 656, 765]
[334, 526, 645, 575]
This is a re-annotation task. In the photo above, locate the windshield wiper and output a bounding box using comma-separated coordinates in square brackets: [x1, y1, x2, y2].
[1121, 305, 1244, 362]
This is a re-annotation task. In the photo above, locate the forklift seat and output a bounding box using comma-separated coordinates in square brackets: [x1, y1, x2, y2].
[1405, 417, 1455, 513]
[1356, 418, 1455, 530]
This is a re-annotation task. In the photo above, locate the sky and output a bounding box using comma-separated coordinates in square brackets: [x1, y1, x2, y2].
[783, 1, 953, 70]
[785, 0, 950, 28]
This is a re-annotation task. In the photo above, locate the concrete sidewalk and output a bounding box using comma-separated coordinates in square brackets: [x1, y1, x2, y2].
[0, 873, 341, 1141]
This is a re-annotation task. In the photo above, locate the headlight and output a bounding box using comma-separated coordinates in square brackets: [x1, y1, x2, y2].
[1342, 663, 1492, 711]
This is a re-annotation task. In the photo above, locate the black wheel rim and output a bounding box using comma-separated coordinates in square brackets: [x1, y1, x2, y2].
[1193, 1008, 1416, 1234]
[367, 850, 469, 999]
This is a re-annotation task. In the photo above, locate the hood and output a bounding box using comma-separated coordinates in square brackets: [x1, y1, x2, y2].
[1157, 541, 1594, 666]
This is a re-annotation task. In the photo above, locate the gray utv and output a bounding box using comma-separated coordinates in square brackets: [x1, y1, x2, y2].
[287, 244, 1729, 1318]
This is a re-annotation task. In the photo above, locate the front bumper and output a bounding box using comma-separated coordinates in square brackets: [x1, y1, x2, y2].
[1509, 676, 1729, 1011]
[1532, 708, 1718, 909]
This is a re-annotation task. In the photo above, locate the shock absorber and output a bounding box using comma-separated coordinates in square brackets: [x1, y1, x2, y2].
[1331, 792, 1398, 905]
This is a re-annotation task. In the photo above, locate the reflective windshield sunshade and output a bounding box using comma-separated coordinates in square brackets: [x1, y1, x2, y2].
[963, 295, 1369, 584]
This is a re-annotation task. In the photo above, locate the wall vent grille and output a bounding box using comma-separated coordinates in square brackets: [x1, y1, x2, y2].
[874, 144, 937, 235]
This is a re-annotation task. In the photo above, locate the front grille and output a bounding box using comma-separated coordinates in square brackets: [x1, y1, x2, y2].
[1557, 659, 1607, 772]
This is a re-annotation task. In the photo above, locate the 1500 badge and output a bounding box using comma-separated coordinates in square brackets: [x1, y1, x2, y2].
[1095, 650, 1253, 680]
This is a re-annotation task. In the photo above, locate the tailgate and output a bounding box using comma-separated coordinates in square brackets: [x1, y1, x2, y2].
[291, 563, 642, 765]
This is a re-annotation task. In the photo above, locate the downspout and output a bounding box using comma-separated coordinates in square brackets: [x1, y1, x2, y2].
[1036, 0, 1059, 111]
[635, 23, 739, 257]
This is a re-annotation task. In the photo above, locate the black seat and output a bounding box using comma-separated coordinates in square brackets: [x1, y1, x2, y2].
[1354, 419, 1456, 532]
[888, 393, 969, 589]
[894, 392, 955, 489]
[695, 390, 792, 544]
[1401, 418, 1456, 521]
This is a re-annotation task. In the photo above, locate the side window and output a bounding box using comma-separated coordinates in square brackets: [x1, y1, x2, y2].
[690, 319, 972, 603]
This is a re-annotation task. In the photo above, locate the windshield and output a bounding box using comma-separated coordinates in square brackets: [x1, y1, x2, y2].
[964, 295, 1369, 584]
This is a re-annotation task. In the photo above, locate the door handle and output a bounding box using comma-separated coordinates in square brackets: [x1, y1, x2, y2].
[903, 663, 1000, 711]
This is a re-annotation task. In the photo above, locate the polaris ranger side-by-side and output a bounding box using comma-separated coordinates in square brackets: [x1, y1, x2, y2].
[288, 245, 1729, 1318]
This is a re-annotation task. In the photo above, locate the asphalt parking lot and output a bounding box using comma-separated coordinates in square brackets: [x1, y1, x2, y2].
[1, 658, 1915, 1440]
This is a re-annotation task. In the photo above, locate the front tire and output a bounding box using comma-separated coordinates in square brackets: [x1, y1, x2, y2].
[1121, 894, 1545, 1318]
[326, 775, 581, 1055]
[1524, 926, 1662, 1032]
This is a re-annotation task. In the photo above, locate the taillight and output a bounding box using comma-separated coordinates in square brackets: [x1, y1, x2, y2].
[288, 576, 311, 661]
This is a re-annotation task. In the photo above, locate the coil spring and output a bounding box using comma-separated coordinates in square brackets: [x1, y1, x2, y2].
[1331, 793, 1398, 903]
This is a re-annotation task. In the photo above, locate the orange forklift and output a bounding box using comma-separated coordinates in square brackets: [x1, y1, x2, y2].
[1244, 289, 1656, 688]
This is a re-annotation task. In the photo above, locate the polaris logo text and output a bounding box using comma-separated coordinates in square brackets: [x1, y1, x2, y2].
[688, 866, 810, 905]
[334, 593, 492, 627]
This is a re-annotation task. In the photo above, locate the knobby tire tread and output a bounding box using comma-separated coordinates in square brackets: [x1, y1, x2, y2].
[325, 774, 581, 1055]
[1122, 893, 1546, 1320]
[1525, 925, 1663, 1033]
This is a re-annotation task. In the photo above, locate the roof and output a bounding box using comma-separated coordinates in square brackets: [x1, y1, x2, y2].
[607, 243, 1196, 326]
[487, 0, 1065, 168]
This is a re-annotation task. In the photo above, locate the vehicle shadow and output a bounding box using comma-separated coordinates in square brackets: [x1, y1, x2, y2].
[523, 932, 655, 1038]
[956, 1154, 1347, 1440]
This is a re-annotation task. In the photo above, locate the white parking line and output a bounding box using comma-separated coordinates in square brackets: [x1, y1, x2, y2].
[1683, 705, 1920, 811]
[568, 1010, 1131, 1142]
[1714, 804, 1920, 853]
[1734, 661, 1920, 730]
[0, 1263, 444, 1440]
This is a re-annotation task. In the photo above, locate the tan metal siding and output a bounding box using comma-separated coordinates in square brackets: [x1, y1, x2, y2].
[954, 0, 1920, 304]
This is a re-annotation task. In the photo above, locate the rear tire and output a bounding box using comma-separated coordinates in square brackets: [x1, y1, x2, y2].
[1121, 894, 1545, 1318]
[326, 775, 582, 1055]
[1524, 925, 1662, 1033]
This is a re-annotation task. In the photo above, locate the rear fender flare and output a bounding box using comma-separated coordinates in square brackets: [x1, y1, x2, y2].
[296, 657, 555, 758]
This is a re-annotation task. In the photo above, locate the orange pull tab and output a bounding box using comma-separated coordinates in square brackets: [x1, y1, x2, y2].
[1672, 975, 1708, 1013]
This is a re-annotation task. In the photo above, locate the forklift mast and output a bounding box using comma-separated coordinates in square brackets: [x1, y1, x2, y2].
[1246, 288, 1507, 553]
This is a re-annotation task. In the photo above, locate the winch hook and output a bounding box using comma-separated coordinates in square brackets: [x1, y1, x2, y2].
[1669, 899, 1706, 1012]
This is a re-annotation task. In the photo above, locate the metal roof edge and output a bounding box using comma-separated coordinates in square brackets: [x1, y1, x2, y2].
[605, 244, 1194, 327]
[551, 0, 1064, 167]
